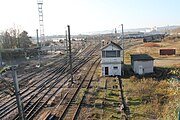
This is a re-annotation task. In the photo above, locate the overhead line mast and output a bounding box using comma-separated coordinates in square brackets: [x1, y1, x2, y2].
[37, 0, 45, 47]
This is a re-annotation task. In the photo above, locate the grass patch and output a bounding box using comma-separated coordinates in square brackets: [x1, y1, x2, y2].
[76, 88, 87, 104]
[128, 97, 141, 106]
[92, 77, 122, 119]
[103, 107, 121, 120]
[97, 90, 106, 99]
[123, 78, 180, 119]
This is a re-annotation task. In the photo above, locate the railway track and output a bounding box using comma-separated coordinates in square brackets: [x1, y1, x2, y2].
[23, 44, 100, 120]
[44, 56, 100, 120]
[58, 58, 100, 120]
[0, 42, 101, 120]
[0, 46, 83, 99]
[0, 44, 90, 105]
[51, 39, 141, 120]
[0, 38, 142, 120]
[0, 61, 70, 119]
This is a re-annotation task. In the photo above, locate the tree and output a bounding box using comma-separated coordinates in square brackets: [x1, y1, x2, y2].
[9, 28, 19, 48]
[1, 31, 12, 49]
[0, 29, 32, 49]
[18, 31, 32, 48]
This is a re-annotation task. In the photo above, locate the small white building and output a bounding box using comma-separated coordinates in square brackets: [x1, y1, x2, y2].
[131, 54, 154, 75]
[101, 41, 122, 76]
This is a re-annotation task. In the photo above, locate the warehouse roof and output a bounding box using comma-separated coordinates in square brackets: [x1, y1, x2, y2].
[131, 54, 154, 61]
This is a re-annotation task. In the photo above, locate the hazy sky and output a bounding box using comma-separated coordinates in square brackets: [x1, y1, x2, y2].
[0, 0, 180, 36]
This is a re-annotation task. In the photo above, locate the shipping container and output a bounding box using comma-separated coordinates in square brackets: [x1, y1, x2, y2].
[160, 49, 176, 55]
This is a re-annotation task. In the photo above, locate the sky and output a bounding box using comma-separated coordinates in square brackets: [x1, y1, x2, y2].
[0, 0, 180, 36]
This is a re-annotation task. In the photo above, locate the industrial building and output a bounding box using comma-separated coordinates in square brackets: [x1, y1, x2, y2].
[131, 54, 154, 75]
[101, 41, 122, 76]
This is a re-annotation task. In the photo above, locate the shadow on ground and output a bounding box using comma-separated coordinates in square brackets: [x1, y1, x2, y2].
[122, 64, 179, 81]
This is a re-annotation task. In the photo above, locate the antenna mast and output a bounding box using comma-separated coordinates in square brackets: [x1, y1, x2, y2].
[37, 0, 45, 47]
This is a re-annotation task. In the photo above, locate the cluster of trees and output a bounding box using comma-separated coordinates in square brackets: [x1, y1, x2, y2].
[0, 28, 33, 49]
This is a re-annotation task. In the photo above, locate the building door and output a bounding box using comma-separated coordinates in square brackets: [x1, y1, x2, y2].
[113, 66, 119, 76]
[138, 65, 143, 75]
[105, 67, 109, 75]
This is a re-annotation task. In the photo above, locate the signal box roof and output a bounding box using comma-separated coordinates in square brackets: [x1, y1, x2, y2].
[101, 41, 122, 50]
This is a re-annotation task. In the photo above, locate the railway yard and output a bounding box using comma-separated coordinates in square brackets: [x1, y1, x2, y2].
[0, 0, 180, 119]
[0, 37, 180, 120]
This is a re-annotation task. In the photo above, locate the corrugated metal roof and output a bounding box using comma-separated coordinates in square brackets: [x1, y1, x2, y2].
[131, 54, 154, 61]
[101, 41, 122, 50]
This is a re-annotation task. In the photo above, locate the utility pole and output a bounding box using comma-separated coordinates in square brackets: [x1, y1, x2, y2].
[121, 24, 124, 76]
[36, 29, 40, 47]
[12, 66, 25, 120]
[0, 52, 2, 68]
[65, 30, 68, 55]
[115, 28, 117, 43]
[82, 39, 85, 48]
[0, 35, 2, 68]
[178, 104, 180, 120]
[36, 29, 41, 66]
[67, 25, 73, 83]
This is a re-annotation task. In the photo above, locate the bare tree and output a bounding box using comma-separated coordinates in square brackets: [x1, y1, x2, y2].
[1, 31, 12, 49]
[0, 29, 32, 49]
